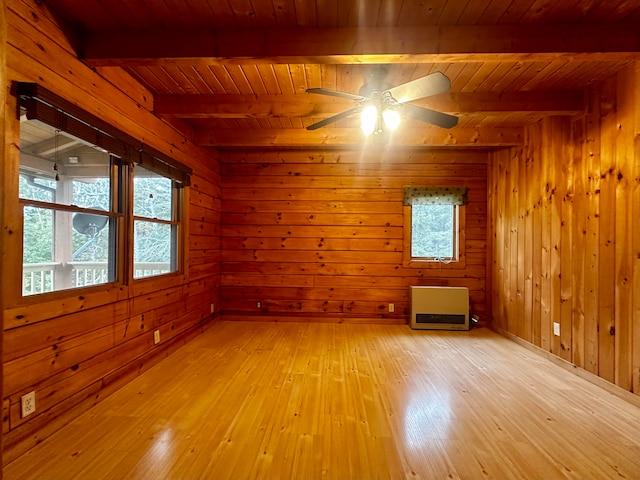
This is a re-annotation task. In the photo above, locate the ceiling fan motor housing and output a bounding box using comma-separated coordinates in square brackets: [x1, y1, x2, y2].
[359, 66, 393, 96]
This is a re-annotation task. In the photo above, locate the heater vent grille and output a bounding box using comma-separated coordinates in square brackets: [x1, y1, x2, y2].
[415, 313, 466, 325]
[410, 286, 469, 331]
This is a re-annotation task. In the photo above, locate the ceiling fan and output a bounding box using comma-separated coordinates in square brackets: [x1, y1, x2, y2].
[305, 67, 459, 135]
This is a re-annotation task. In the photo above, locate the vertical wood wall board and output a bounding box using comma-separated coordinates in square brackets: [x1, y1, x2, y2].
[613, 66, 634, 391]
[1, 90, 23, 307]
[583, 86, 601, 375]
[529, 123, 543, 347]
[632, 62, 640, 395]
[485, 153, 494, 330]
[516, 147, 527, 340]
[559, 117, 574, 362]
[597, 75, 617, 383]
[508, 149, 519, 335]
[489, 64, 640, 396]
[492, 151, 506, 331]
[539, 118, 552, 353]
[571, 117, 586, 368]
[549, 117, 563, 358]
[523, 145, 535, 344]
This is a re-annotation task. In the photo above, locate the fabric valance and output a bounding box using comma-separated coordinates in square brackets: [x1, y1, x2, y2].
[403, 186, 468, 206]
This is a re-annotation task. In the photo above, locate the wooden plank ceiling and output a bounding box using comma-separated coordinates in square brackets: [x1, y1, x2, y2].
[45, 0, 640, 149]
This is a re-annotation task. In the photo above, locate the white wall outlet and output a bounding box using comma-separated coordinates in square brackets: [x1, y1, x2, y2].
[154, 330, 161, 344]
[21, 391, 36, 418]
[210, 303, 215, 314]
[553, 322, 560, 337]
[257, 301, 261, 309]
[388, 303, 395, 313]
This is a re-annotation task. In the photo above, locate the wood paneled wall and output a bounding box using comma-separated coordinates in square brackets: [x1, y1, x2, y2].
[220, 149, 488, 323]
[1, 0, 220, 461]
[488, 63, 640, 395]
[1, 0, 8, 473]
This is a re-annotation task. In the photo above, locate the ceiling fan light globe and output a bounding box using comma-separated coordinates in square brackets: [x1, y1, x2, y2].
[360, 105, 378, 136]
[382, 109, 400, 131]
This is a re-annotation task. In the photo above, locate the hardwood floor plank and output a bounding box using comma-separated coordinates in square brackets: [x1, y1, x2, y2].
[4, 321, 640, 480]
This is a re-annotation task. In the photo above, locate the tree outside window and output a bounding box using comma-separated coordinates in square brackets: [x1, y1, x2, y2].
[411, 204, 455, 259]
[132, 165, 179, 278]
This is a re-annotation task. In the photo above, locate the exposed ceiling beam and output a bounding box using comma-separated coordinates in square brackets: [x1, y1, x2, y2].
[83, 24, 640, 67]
[154, 91, 584, 119]
[193, 127, 523, 148]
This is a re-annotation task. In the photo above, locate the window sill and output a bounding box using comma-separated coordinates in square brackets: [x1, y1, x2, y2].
[403, 258, 467, 269]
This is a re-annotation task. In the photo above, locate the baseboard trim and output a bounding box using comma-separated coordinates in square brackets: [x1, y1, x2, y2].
[493, 327, 640, 408]
[220, 313, 408, 325]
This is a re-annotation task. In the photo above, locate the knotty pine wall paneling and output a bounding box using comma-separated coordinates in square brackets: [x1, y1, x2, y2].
[2, 0, 221, 462]
[488, 63, 640, 396]
[220, 149, 488, 323]
[1, 0, 8, 472]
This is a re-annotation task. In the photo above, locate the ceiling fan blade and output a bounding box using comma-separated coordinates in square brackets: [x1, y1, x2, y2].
[386, 72, 451, 104]
[306, 107, 361, 130]
[397, 103, 459, 129]
[306, 88, 366, 101]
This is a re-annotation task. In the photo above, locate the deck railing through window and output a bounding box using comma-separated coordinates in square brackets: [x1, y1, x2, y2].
[22, 262, 171, 295]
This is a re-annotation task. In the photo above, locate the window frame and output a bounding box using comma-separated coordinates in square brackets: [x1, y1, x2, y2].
[18, 129, 123, 296]
[15, 83, 191, 299]
[402, 193, 467, 269]
[131, 164, 183, 279]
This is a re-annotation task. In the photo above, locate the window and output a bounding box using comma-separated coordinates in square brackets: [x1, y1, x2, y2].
[17, 83, 190, 296]
[133, 165, 180, 278]
[19, 126, 119, 295]
[403, 187, 467, 266]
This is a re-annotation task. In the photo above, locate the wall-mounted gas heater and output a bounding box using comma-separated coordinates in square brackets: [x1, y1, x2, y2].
[410, 286, 470, 331]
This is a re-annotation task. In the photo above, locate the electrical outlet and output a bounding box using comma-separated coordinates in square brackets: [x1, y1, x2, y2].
[21, 391, 36, 418]
[389, 303, 395, 313]
[154, 330, 160, 344]
[210, 303, 215, 314]
[553, 322, 560, 337]
[257, 301, 261, 309]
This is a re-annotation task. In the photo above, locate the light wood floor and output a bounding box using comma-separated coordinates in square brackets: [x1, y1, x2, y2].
[4, 321, 640, 480]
